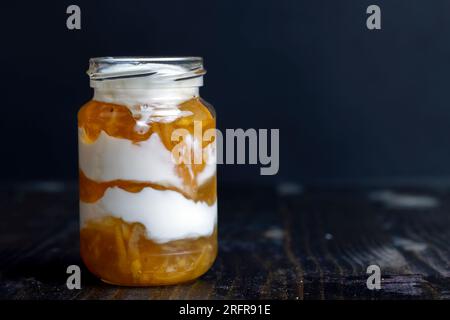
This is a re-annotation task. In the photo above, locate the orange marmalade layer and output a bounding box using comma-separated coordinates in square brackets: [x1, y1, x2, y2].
[78, 98, 217, 285]
[81, 217, 217, 286]
[79, 170, 216, 205]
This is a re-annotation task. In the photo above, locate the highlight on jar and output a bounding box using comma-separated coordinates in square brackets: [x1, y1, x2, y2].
[78, 57, 218, 286]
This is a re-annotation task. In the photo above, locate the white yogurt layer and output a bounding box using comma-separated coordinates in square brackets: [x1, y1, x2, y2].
[80, 187, 217, 243]
[79, 129, 216, 188]
[93, 87, 199, 108]
[79, 130, 184, 188]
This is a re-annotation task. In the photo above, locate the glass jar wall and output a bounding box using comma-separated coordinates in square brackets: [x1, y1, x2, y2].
[78, 57, 217, 286]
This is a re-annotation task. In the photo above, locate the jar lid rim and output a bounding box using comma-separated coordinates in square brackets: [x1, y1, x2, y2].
[87, 56, 205, 88]
[90, 56, 203, 64]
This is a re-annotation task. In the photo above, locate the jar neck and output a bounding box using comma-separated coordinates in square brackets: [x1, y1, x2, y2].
[93, 87, 199, 107]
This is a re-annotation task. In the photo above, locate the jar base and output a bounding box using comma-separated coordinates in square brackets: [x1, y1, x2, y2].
[99, 276, 200, 287]
[81, 216, 217, 287]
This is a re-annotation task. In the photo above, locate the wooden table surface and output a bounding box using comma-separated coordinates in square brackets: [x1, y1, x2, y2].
[1, 182, 449, 300]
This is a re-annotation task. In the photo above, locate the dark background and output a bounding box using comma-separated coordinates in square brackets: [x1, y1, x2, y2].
[2, 0, 450, 187]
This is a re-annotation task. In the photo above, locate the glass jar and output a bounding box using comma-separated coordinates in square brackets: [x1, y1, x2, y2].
[78, 57, 217, 286]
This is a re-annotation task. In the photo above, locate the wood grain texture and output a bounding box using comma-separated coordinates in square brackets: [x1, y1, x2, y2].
[0, 183, 449, 300]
